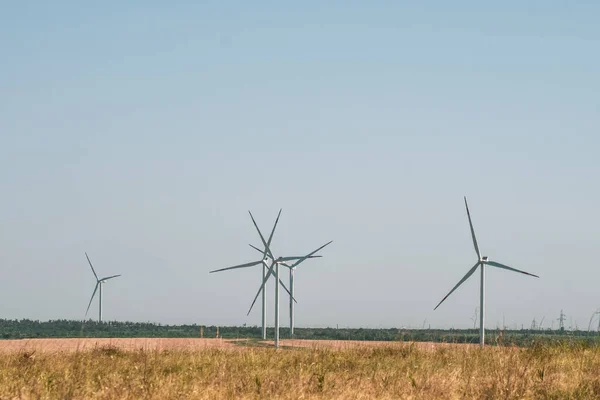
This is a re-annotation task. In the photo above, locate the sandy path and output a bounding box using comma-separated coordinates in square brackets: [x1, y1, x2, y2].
[275, 339, 476, 351]
[0, 338, 236, 353]
[0, 338, 477, 353]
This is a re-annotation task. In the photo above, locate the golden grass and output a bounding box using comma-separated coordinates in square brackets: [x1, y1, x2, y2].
[0, 340, 599, 399]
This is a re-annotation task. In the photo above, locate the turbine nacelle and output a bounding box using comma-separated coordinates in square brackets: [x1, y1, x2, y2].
[480, 256, 489, 262]
[259, 255, 284, 265]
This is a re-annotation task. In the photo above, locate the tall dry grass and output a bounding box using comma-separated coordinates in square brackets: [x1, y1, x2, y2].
[0, 341, 599, 399]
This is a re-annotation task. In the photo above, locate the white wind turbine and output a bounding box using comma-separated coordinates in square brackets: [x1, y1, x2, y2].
[434, 197, 539, 347]
[85, 253, 121, 322]
[281, 255, 325, 336]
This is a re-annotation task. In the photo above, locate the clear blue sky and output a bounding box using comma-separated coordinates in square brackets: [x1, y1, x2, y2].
[1, 2, 598, 330]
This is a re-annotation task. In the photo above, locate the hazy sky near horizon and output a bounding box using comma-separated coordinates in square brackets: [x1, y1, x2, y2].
[1, 2, 598, 330]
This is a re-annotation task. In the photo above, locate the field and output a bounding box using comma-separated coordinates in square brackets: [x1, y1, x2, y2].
[1, 338, 599, 399]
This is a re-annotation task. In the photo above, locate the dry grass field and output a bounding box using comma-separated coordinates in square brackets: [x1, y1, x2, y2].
[0, 338, 599, 399]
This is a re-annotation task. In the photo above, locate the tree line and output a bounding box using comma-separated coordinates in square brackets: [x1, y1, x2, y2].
[1, 319, 599, 347]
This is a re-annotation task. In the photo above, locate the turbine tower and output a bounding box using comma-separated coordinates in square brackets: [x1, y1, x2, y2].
[84, 253, 121, 322]
[433, 197, 539, 347]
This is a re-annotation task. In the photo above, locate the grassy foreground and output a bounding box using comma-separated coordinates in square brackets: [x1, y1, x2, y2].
[1, 342, 599, 399]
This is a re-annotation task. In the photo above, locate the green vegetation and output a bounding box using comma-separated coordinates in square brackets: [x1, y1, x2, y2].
[2, 319, 600, 347]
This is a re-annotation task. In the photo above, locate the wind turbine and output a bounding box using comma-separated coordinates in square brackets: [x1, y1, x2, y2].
[210, 209, 283, 340]
[280, 253, 328, 336]
[84, 253, 121, 322]
[434, 197, 539, 347]
[209, 210, 321, 340]
[248, 243, 324, 336]
[245, 210, 331, 347]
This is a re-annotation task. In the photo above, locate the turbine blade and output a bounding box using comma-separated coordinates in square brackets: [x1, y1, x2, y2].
[279, 255, 322, 262]
[288, 241, 333, 269]
[248, 209, 282, 260]
[434, 262, 480, 310]
[210, 260, 264, 273]
[266, 209, 282, 249]
[464, 197, 481, 259]
[278, 277, 298, 304]
[249, 244, 272, 258]
[101, 274, 121, 281]
[248, 211, 275, 260]
[484, 260, 539, 278]
[85, 252, 99, 281]
[247, 263, 276, 315]
[85, 282, 99, 317]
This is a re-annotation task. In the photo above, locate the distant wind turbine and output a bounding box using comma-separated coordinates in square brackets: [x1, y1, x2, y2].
[210, 210, 324, 344]
[250, 242, 328, 337]
[245, 210, 332, 347]
[210, 209, 291, 340]
[434, 197, 539, 347]
[280, 252, 329, 336]
[247, 235, 332, 347]
[85, 253, 121, 322]
[248, 243, 322, 336]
